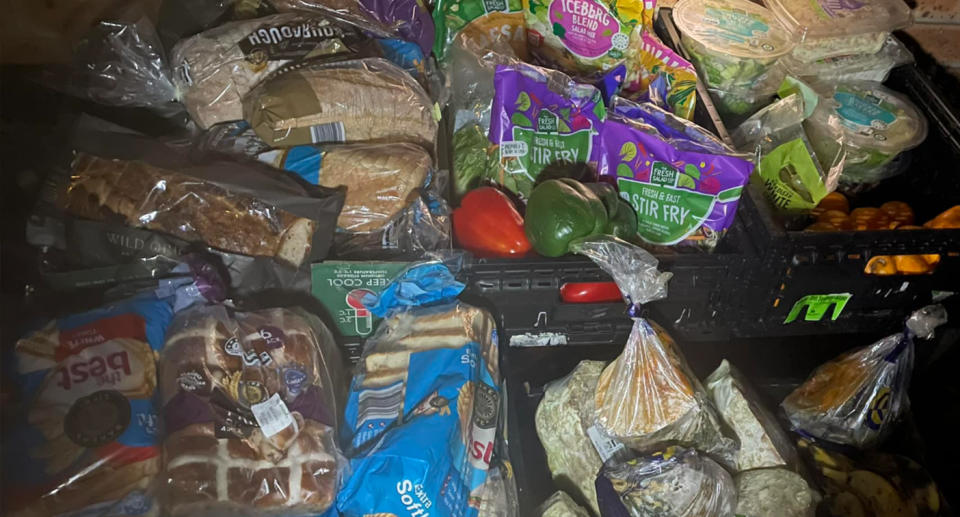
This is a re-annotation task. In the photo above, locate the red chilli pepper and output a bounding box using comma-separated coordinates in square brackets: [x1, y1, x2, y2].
[453, 187, 532, 258]
[560, 282, 622, 303]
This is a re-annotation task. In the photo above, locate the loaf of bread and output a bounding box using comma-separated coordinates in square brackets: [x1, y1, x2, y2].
[244, 57, 437, 149]
[160, 306, 343, 516]
[58, 154, 317, 267]
[171, 13, 374, 128]
[260, 143, 432, 232]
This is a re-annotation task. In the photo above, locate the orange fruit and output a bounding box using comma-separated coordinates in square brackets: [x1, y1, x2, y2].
[811, 192, 850, 217]
[879, 201, 915, 225]
[865, 256, 898, 275]
[893, 255, 932, 274]
[818, 210, 854, 230]
[922, 254, 941, 267]
[898, 225, 923, 230]
[805, 222, 838, 232]
[924, 206, 960, 229]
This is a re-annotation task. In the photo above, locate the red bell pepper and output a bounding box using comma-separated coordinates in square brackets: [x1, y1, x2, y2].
[454, 187, 532, 258]
[560, 282, 622, 303]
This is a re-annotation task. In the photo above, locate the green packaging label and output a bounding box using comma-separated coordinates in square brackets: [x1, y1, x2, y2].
[784, 293, 852, 323]
[758, 138, 829, 211]
[311, 261, 410, 338]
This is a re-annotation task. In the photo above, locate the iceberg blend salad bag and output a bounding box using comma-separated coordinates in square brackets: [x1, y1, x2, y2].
[434, 0, 528, 62]
[623, 30, 697, 120]
[522, 0, 653, 77]
[782, 305, 947, 449]
[488, 62, 607, 199]
[598, 104, 753, 250]
[337, 261, 501, 517]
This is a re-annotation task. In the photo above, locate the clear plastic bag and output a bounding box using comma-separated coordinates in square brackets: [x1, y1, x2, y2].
[705, 360, 797, 472]
[782, 305, 947, 449]
[244, 57, 438, 149]
[781, 35, 913, 84]
[338, 262, 500, 517]
[171, 13, 382, 129]
[732, 94, 843, 213]
[571, 237, 739, 466]
[538, 491, 592, 517]
[734, 468, 820, 517]
[536, 360, 608, 515]
[4, 270, 215, 517]
[595, 446, 737, 517]
[159, 305, 347, 516]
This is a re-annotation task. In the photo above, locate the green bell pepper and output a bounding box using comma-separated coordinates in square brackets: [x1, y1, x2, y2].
[525, 179, 608, 257]
[585, 183, 639, 242]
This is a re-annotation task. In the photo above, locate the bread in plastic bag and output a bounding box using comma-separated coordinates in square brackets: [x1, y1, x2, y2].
[571, 237, 738, 466]
[244, 57, 437, 149]
[160, 305, 347, 516]
[595, 445, 737, 517]
[705, 360, 797, 472]
[4, 272, 214, 517]
[734, 468, 820, 517]
[536, 360, 607, 514]
[782, 305, 947, 448]
[171, 13, 382, 128]
[538, 491, 592, 517]
[337, 262, 500, 517]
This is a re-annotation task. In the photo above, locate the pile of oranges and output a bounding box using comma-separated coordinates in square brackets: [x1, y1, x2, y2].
[803, 193, 960, 275]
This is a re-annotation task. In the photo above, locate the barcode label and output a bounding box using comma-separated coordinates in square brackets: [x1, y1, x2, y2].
[587, 425, 625, 462]
[251, 393, 294, 437]
[357, 381, 404, 425]
[309, 122, 345, 143]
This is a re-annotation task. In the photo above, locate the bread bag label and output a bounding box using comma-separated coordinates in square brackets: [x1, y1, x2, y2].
[238, 19, 365, 62]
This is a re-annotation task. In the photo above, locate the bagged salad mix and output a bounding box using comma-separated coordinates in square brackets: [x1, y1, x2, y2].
[782, 305, 947, 449]
[337, 260, 501, 517]
[488, 62, 607, 199]
[599, 99, 753, 250]
[433, 0, 528, 62]
[522, 0, 654, 77]
[622, 30, 697, 120]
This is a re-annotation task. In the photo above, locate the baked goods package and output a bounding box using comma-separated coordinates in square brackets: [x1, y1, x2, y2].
[244, 57, 437, 149]
[535, 360, 606, 514]
[336, 260, 501, 517]
[573, 237, 739, 465]
[595, 446, 737, 517]
[782, 305, 947, 449]
[705, 359, 797, 472]
[3, 272, 217, 517]
[159, 305, 347, 516]
[538, 491, 592, 517]
[171, 12, 429, 129]
[54, 128, 345, 267]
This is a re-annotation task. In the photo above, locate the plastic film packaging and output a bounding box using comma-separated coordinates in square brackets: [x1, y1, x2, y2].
[535, 360, 607, 514]
[171, 13, 382, 129]
[337, 260, 500, 517]
[595, 446, 737, 517]
[245, 57, 438, 149]
[4, 269, 217, 517]
[782, 305, 947, 449]
[781, 35, 913, 84]
[732, 93, 843, 213]
[433, 0, 527, 62]
[538, 491, 592, 517]
[622, 31, 697, 120]
[734, 468, 820, 517]
[159, 305, 347, 516]
[271, 0, 435, 54]
[705, 360, 797, 472]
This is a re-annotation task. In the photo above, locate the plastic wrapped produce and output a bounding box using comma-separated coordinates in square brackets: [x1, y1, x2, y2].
[538, 491, 592, 517]
[337, 262, 500, 517]
[598, 105, 753, 250]
[522, 0, 654, 77]
[434, 0, 527, 62]
[782, 305, 947, 448]
[781, 35, 913, 84]
[674, 0, 793, 92]
[705, 360, 797, 472]
[4, 272, 215, 517]
[595, 446, 737, 517]
[803, 80, 927, 187]
[762, 0, 912, 63]
[622, 31, 697, 120]
[572, 237, 739, 465]
[159, 305, 346, 516]
[535, 360, 607, 514]
[488, 62, 606, 199]
[245, 57, 437, 148]
[735, 468, 820, 517]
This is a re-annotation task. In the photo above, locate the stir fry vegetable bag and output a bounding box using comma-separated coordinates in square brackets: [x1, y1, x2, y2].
[623, 31, 697, 120]
[595, 446, 736, 517]
[598, 103, 753, 250]
[522, 0, 654, 77]
[337, 261, 501, 517]
[488, 62, 606, 199]
[572, 237, 739, 466]
[782, 305, 947, 449]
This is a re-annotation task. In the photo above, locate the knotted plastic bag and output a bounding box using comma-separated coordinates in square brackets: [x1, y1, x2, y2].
[571, 237, 738, 467]
[782, 305, 947, 448]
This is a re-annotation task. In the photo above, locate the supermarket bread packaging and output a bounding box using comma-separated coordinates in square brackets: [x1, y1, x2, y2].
[159, 305, 346, 516]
